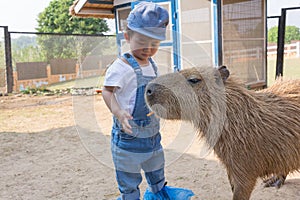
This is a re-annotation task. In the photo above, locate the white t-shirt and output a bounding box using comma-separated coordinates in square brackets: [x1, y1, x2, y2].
[103, 58, 156, 115]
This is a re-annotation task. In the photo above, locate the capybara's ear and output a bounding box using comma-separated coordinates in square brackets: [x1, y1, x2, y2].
[218, 65, 230, 82]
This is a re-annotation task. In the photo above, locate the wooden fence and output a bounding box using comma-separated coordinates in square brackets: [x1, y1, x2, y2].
[267, 41, 300, 58]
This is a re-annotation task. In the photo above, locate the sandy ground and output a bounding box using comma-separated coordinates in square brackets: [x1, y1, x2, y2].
[0, 94, 300, 200]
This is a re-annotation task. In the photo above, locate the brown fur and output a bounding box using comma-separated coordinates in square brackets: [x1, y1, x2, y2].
[259, 78, 300, 187]
[263, 79, 300, 103]
[145, 66, 300, 200]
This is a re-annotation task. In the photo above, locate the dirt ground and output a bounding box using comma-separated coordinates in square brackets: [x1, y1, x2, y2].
[0, 94, 299, 200]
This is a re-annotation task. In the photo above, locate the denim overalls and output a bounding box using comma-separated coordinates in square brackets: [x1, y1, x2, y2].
[111, 53, 166, 200]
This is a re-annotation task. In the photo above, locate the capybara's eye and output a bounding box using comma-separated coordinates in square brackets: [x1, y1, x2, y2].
[187, 77, 201, 84]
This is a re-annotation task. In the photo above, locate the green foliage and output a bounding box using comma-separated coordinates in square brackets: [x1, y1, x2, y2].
[268, 25, 300, 44]
[36, 0, 110, 60]
[11, 36, 37, 49]
[285, 26, 300, 43]
[11, 36, 44, 65]
[268, 26, 278, 43]
[36, 0, 109, 34]
[20, 86, 52, 95]
[37, 35, 77, 61]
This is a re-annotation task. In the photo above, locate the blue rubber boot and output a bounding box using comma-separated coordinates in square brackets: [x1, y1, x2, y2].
[143, 185, 194, 200]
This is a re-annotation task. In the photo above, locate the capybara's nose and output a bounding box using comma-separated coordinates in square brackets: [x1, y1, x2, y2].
[146, 83, 157, 96]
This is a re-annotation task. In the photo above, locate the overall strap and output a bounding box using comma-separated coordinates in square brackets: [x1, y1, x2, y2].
[121, 53, 156, 123]
[122, 53, 142, 77]
[122, 53, 158, 77]
[148, 57, 158, 77]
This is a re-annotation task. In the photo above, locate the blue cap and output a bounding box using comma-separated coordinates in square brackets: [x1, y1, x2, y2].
[127, 1, 169, 41]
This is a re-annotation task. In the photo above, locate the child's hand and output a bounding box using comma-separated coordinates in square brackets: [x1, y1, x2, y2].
[116, 110, 133, 134]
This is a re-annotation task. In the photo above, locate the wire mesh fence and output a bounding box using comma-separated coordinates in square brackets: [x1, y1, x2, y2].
[222, 0, 266, 86]
[5, 32, 117, 93]
[267, 8, 300, 85]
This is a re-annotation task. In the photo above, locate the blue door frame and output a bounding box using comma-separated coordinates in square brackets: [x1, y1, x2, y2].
[214, 0, 222, 67]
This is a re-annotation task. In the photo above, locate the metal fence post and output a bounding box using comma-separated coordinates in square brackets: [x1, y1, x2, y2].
[4, 26, 13, 93]
[274, 6, 300, 78]
[275, 9, 286, 79]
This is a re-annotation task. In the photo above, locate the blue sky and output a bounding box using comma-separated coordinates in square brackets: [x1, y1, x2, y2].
[0, 0, 299, 32]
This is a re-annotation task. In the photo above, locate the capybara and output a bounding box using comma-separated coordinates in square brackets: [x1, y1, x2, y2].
[263, 78, 300, 104]
[260, 78, 300, 188]
[145, 66, 300, 200]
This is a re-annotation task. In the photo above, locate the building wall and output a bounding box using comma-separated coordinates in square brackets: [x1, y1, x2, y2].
[113, 0, 266, 86]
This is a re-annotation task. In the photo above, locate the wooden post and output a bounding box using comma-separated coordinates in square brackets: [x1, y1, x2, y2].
[296, 41, 300, 58]
[46, 64, 52, 84]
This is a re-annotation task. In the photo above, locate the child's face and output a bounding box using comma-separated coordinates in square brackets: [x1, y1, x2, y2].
[125, 32, 161, 61]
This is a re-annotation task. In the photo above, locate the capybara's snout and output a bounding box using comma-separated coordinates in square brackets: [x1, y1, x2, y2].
[145, 82, 158, 98]
[145, 82, 167, 108]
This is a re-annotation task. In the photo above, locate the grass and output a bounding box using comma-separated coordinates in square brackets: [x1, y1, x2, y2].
[46, 75, 104, 90]
[267, 57, 300, 86]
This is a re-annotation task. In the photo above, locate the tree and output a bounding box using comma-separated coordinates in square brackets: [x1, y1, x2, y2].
[11, 36, 43, 65]
[268, 25, 300, 44]
[36, 0, 110, 61]
[36, 0, 109, 34]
